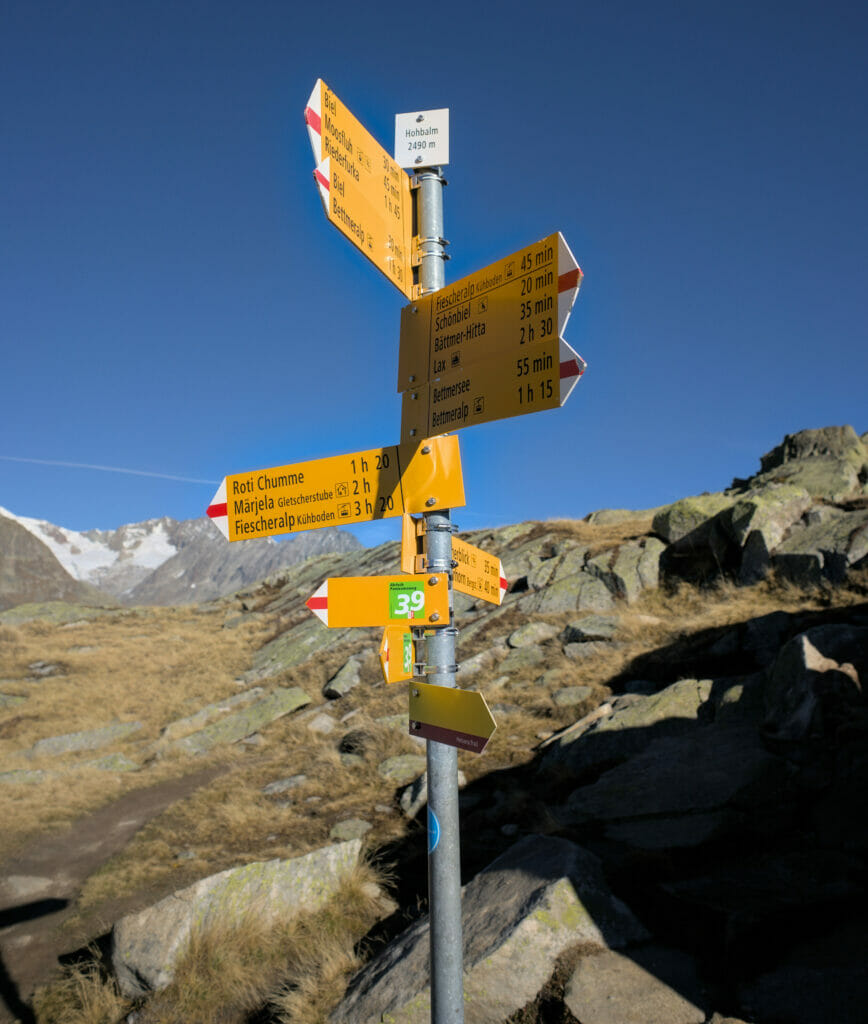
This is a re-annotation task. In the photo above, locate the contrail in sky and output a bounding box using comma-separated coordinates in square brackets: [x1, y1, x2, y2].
[0, 455, 218, 485]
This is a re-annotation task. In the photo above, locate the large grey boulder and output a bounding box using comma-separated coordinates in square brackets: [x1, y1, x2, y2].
[111, 840, 362, 996]
[507, 621, 560, 647]
[763, 626, 867, 744]
[564, 945, 706, 1024]
[330, 835, 647, 1024]
[519, 573, 615, 614]
[245, 617, 353, 681]
[771, 508, 868, 584]
[725, 484, 812, 549]
[560, 724, 790, 849]
[154, 688, 264, 745]
[323, 655, 362, 699]
[584, 506, 664, 525]
[541, 679, 713, 783]
[720, 483, 813, 582]
[652, 493, 733, 543]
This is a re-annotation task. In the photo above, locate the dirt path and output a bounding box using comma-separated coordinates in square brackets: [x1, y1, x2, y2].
[0, 766, 225, 1022]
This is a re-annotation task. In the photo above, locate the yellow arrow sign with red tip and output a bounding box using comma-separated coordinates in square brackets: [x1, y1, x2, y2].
[307, 574, 449, 628]
[305, 79, 414, 298]
[207, 435, 464, 542]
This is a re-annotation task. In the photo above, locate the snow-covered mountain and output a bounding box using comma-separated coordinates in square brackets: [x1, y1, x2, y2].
[0, 506, 362, 608]
[0, 507, 181, 597]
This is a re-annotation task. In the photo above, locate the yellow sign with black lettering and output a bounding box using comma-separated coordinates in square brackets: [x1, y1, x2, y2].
[398, 232, 582, 389]
[208, 435, 464, 542]
[401, 515, 506, 605]
[305, 79, 414, 297]
[401, 338, 586, 442]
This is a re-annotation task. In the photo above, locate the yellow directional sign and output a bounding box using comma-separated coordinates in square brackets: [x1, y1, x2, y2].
[307, 574, 449, 628]
[401, 337, 586, 442]
[398, 232, 582, 389]
[408, 681, 497, 754]
[401, 515, 507, 605]
[207, 435, 465, 542]
[379, 626, 416, 684]
[305, 79, 415, 298]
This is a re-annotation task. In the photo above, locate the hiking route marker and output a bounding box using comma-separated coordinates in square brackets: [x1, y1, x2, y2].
[206, 80, 587, 1024]
[397, 231, 582, 389]
[398, 231, 586, 441]
[402, 513, 507, 605]
[207, 435, 463, 541]
[409, 680, 497, 754]
[379, 625, 416, 684]
[305, 79, 415, 298]
[306, 573, 449, 628]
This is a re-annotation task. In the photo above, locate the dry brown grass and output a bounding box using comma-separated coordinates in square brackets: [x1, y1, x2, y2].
[127, 859, 387, 1024]
[72, 699, 420, 921]
[35, 861, 389, 1024]
[0, 605, 262, 859]
[32, 950, 128, 1024]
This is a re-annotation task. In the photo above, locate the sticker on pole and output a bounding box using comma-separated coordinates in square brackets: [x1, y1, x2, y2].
[389, 580, 425, 619]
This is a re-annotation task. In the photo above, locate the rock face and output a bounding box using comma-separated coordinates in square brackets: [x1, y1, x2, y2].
[111, 840, 363, 996]
[330, 836, 648, 1024]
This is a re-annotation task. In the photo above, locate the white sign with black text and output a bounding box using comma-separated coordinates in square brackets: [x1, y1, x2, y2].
[394, 108, 449, 168]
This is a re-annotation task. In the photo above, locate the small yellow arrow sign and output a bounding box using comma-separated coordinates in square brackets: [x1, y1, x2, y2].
[401, 514, 507, 605]
[379, 626, 416, 684]
[307, 574, 449, 628]
[408, 680, 497, 754]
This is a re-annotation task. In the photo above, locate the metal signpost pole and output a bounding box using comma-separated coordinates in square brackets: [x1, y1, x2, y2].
[416, 167, 464, 1024]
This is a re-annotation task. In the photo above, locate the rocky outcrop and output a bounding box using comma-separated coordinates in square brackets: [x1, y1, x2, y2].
[330, 836, 648, 1024]
[745, 424, 868, 500]
[655, 427, 868, 586]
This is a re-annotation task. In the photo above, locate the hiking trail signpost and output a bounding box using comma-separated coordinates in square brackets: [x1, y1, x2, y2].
[208, 79, 587, 1024]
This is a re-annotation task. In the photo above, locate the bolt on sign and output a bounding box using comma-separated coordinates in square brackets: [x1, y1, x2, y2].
[379, 625, 416, 684]
[400, 336, 586, 442]
[401, 514, 507, 605]
[207, 435, 464, 542]
[305, 79, 414, 298]
[306, 574, 450, 628]
[408, 680, 497, 754]
[397, 232, 582, 390]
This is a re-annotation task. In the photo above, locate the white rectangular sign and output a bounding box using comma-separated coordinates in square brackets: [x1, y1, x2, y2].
[395, 108, 449, 168]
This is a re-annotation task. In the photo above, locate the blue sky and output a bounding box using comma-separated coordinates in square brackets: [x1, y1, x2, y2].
[2, 1, 866, 547]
